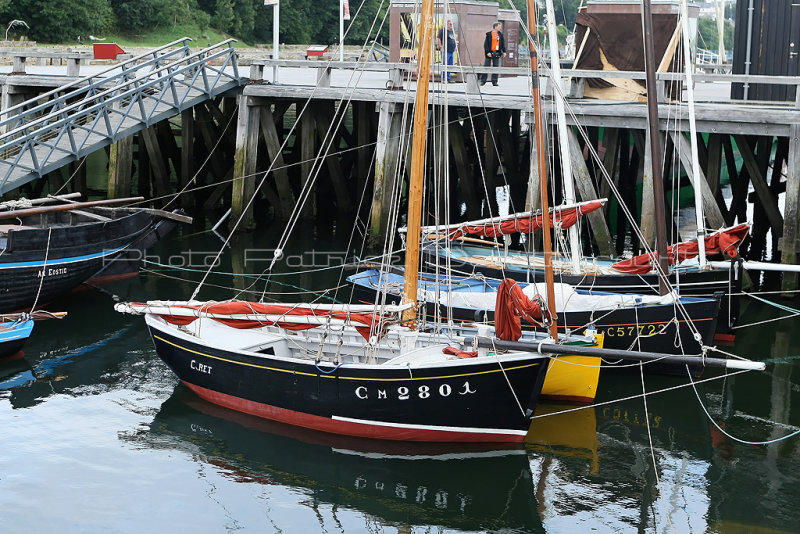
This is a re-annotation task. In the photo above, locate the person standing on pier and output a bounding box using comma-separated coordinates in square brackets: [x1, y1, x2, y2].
[480, 22, 506, 86]
[437, 19, 457, 82]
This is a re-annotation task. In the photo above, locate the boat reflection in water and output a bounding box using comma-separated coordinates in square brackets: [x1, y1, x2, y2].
[0, 290, 149, 408]
[136, 386, 552, 531]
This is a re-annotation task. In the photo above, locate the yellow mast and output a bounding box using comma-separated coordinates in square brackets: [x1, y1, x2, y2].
[527, 0, 559, 340]
[402, 0, 435, 325]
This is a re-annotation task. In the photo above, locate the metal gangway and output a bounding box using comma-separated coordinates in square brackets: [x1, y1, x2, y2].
[0, 38, 242, 193]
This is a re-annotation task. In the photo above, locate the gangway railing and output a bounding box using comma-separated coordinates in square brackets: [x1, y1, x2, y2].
[0, 38, 242, 193]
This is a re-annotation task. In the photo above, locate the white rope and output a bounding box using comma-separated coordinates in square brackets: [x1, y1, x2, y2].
[31, 227, 53, 311]
[529, 368, 753, 419]
[687, 366, 800, 445]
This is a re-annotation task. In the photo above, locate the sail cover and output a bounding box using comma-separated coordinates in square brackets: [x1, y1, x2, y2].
[444, 200, 605, 239]
[611, 224, 750, 274]
[135, 301, 386, 341]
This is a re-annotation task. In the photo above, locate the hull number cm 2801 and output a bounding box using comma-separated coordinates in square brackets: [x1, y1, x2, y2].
[355, 381, 477, 400]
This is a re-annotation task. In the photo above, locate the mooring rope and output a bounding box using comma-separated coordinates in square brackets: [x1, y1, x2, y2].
[687, 366, 800, 445]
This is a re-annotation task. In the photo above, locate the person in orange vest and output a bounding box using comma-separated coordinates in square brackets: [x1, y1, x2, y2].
[480, 22, 506, 86]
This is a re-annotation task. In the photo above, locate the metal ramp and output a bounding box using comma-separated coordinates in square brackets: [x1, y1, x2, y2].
[0, 38, 242, 194]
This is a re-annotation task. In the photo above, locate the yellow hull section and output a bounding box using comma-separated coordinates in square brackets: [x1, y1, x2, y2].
[540, 334, 603, 404]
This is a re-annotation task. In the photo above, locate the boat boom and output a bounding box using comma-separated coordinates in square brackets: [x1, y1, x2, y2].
[465, 337, 766, 371]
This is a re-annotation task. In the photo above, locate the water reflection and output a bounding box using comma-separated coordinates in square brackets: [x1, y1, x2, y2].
[133, 386, 543, 532]
[0, 288, 162, 408]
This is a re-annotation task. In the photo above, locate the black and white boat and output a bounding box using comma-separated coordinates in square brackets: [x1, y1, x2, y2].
[420, 223, 749, 339]
[116, 300, 551, 443]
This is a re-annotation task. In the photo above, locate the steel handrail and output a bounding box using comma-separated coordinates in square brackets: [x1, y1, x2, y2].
[0, 40, 240, 191]
[0, 38, 193, 119]
[0, 41, 238, 144]
[0, 45, 194, 134]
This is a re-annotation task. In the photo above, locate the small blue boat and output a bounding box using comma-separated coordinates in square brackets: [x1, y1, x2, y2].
[0, 315, 34, 359]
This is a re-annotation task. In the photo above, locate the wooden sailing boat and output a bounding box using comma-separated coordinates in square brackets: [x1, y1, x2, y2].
[116, 0, 568, 442]
[0, 195, 187, 313]
[0, 194, 185, 359]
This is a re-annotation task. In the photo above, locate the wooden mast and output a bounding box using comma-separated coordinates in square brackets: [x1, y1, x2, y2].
[401, 0, 435, 324]
[642, 0, 671, 296]
[527, 0, 558, 339]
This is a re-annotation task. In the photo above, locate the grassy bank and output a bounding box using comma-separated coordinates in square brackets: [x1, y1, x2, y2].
[86, 24, 239, 48]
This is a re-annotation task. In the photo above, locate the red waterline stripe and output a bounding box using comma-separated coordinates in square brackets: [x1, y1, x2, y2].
[713, 333, 736, 344]
[183, 382, 525, 443]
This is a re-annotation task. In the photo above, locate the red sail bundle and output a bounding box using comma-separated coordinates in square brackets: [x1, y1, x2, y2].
[446, 201, 604, 239]
[611, 224, 749, 274]
[494, 279, 549, 342]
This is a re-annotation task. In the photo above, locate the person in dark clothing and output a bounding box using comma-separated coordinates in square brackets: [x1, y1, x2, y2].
[480, 22, 506, 86]
[437, 19, 457, 81]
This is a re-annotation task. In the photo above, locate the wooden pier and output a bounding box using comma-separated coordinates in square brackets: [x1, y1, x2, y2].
[1, 52, 799, 291]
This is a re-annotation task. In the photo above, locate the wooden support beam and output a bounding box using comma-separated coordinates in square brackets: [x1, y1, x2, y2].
[496, 109, 518, 185]
[706, 133, 722, 195]
[746, 136, 775, 262]
[203, 168, 233, 210]
[157, 119, 181, 178]
[70, 158, 87, 197]
[137, 133, 151, 199]
[734, 134, 783, 233]
[524, 122, 541, 213]
[484, 112, 498, 215]
[724, 135, 747, 225]
[355, 101, 372, 196]
[140, 124, 171, 200]
[370, 102, 402, 237]
[599, 128, 619, 208]
[669, 131, 726, 230]
[180, 108, 195, 209]
[273, 101, 292, 124]
[638, 128, 655, 249]
[300, 103, 316, 219]
[194, 104, 230, 184]
[314, 103, 352, 213]
[231, 94, 259, 230]
[782, 125, 800, 291]
[205, 99, 229, 135]
[451, 120, 480, 219]
[614, 131, 631, 255]
[259, 104, 295, 220]
[566, 127, 614, 256]
[107, 135, 134, 199]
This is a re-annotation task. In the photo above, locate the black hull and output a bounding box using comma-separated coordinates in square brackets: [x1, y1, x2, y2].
[147, 319, 549, 442]
[350, 284, 721, 376]
[0, 209, 170, 312]
[422, 245, 742, 335]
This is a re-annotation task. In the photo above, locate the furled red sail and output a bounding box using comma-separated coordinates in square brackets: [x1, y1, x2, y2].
[494, 279, 550, 342]
[136, 301, 385, 341]
[445, 200, 605, 239]
[611, 224, 750, 274]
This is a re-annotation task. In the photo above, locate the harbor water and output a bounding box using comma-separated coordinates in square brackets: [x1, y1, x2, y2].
[1, 220, 798, 533]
